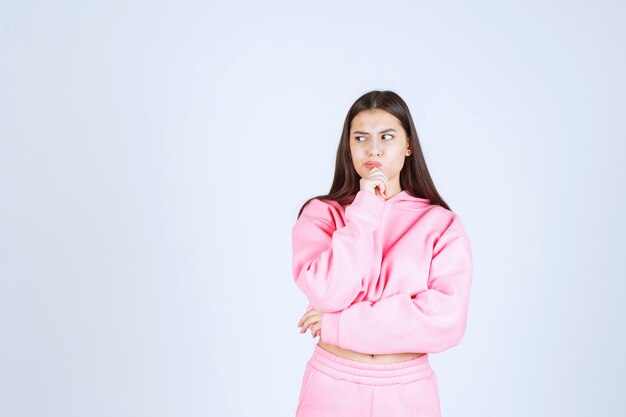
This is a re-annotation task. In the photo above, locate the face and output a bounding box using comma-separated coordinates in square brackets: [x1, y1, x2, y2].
[349, 109, 411, 193]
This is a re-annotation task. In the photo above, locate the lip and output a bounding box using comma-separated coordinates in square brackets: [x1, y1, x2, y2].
[364, 161, 381, 168]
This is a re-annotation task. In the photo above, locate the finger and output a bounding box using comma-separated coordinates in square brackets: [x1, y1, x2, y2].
[309, 320, 322, 335]
[376, 181, 385, 197]
[301, 321, 315, 334]
[299, 309, 321, 331]
[298, 309, 315, 327]
[377, 176, 388, 195]
[300, 315, 321, 334]
[367, 171, 387, 193]
[300, 317, 313, 334]
[299, 316, 308, 333]
[313, 324, 321, 338]
[373, 171, 388, 193]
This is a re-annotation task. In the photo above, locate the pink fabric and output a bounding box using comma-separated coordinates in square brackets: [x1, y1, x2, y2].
[295, 344, 441, 417]
[292, 189, 473, 354]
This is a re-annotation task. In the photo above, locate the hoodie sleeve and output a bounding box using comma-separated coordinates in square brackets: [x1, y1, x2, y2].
[319, 213, 473, 354]
[292, 190, 386, 312]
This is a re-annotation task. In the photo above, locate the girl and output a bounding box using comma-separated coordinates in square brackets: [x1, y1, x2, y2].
[292, 90, 473, 417]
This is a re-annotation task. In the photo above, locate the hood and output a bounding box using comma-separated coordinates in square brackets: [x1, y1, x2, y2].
[345, 189, 431, 209]
[383, 190, 431, 208]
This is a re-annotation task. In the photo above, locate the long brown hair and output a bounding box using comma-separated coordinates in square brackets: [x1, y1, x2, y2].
[297, 90, 451, 219]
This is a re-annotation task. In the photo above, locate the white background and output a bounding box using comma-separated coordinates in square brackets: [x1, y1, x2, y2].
[1, 1, 625, 416]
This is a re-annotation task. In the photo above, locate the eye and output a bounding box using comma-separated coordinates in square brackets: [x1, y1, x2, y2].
[382, 134, 394, 140]
[354, 136, 366, 142]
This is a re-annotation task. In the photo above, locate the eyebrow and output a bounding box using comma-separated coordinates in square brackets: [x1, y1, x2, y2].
[351, 128, 398, 135]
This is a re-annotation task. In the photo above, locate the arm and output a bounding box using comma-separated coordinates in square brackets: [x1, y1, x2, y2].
[292, 190, 385, 312]
[320, 214, 473, 354]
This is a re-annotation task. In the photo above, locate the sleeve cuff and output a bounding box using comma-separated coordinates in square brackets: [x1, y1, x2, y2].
[321, 311, 340, 346]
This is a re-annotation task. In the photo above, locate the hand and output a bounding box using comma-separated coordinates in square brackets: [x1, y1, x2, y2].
[360, 167, 388, 198]
[298, 308, 323, 339]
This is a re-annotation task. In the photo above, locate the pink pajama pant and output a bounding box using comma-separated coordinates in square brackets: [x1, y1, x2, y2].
[295, 344, 441, 417]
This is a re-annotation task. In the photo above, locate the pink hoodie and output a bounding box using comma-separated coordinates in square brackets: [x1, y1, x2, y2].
[292, 189, 473, 355]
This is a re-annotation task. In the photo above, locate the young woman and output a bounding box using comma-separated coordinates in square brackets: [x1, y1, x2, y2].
[291, 90, 473, 417]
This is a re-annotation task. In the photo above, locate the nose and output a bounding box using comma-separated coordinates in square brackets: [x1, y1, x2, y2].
[368, 141, 381, 156]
